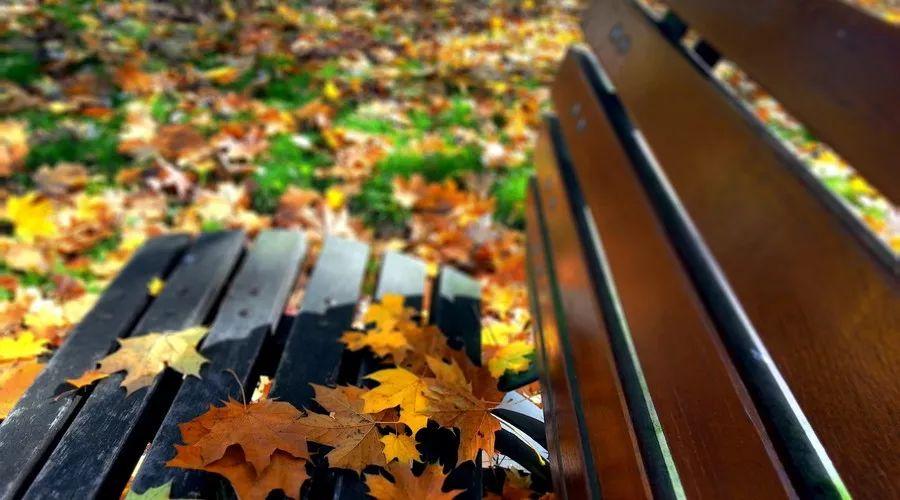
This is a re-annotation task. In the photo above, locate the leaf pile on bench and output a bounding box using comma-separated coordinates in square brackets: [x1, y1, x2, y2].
[60, 291, 540, 499]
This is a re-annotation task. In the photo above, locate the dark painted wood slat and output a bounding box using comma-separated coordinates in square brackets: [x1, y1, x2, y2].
[432, 266, 481, 366]
[333, 251, 428, 500]
[582, 2, 900, 496]
[129, 230, 307, 497]
[0, 235, 190, 500]
[551, 50, 794, 499]
[269, 236, 370, 408]
[663, 0, 900, 202]
[497, 366, 539, 392]
[24, 231, 245, 499]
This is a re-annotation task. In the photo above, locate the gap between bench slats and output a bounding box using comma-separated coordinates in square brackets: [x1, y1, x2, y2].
[0, 234, 190, 500]
[129, 230, 308, 497]
[23, 231, 245, 499]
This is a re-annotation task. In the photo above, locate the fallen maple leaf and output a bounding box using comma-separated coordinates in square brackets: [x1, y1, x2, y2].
[0, 360, 44, 419]
[90, 326, 209, 394]
[33, 163, 90, 196]
[3, 193, 58, 243]
[170, 445, 308, 500]
[486, 341, 533, 378]
[380, 433, 420, 466]
[421, 356, 504, 464]
[0, 332, 49, 362]
[64, 369, 108, 389]
[300, 384, 387, 472]
[173, 398, 309, 474]
[364, 463, 462, 500]
[362, 368, 429, 433]
[0, 120, 28, 178]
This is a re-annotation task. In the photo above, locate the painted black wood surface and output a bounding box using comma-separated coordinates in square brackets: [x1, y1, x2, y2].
[130, 230, 308, 497]
[0, 234, 190, 500]
[5, 232, 549, 499]
[24, 231, 245, 499]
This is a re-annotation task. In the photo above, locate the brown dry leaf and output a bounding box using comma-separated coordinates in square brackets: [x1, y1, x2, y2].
[364, 463, 462, 500]
[91, 326, 208, 394]
[0, 360, 44, 419]
[0, 120, 28, 178]
[300, 384, 386, 472]
[3, 243, 51, 274]
[169, 445, 307, 500]
[33, 163, 89, 196]
[421, 355, 504, 464]
[153, 124, 209, 163]
[173, 398, 309, 474]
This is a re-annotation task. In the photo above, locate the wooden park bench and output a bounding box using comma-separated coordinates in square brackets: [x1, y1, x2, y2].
[0, 231, 550, 498]
[527, 1, 898, 499]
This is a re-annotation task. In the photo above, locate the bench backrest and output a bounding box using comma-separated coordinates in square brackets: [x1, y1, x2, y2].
[529, 1, 899, 498]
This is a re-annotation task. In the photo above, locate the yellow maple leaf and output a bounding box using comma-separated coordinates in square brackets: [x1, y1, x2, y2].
[487, 341, 534, 378]
[363, 368, 429, 433]
[341, 327, 410, 360]
[147, 277, 165, 296]
[380, 433, 420, 466]
[0, 360, 44, 418]
[481, 320, 523, 347]
[0, 332, 48, 362]
[4, 193, 57, 243]
[91, 326, 209, 394]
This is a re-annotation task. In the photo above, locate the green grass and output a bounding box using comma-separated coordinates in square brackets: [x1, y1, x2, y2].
[0, 51, 41, 85]
[252, 134, 331, 213]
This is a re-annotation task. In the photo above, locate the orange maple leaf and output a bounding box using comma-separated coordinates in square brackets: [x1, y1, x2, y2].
[364, 463, 462, 500]
[299, 384, 387, 473]
[171, 398, 309, 474]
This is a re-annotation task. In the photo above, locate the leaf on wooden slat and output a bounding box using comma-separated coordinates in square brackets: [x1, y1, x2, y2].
[380, 433, 420, 466]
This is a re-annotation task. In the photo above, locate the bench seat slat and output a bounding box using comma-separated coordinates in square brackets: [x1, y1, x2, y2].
[664, 0, 900, 202]
[129, 230, 308, 497]
[0, 234, 190, 500]
[332, 251, 428, 500]
[432, 267, 482, 366]
[582, 2, 900, 496]
[269, 236, 370, 408]
[24, 231, 245, 499]
[548, 49, 794, 498]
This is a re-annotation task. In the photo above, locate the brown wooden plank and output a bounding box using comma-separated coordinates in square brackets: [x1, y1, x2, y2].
[531, 129, 651, 500]
[525, 183, 596, 499]
[549, 50, 794, 499]
[581, 2, 900, 497]
[661, 0, 900, 202]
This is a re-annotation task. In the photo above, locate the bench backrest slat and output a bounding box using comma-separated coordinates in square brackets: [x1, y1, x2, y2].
[0, 234, 189, 500]
[546, 47, 795, 499]
[24, 231, 245, 498]
[662, 0, 900, 202]
[581, 1, 900, 497]
[130, 230, 307, 497]
[529, 130, 651, 499]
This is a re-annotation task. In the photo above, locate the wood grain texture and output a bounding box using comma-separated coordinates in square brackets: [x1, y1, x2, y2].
[24, 231, 245, 499]
[528, 157, 650, 500]
[129, 230, 307, 497]
[0, 234, 190, 500]
[664, 0, 900, 202]
[582, 2, 900, 496]
[269, 236, 370, 408]
[548, 50, 794, 499]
